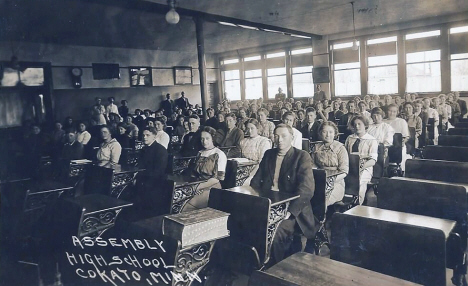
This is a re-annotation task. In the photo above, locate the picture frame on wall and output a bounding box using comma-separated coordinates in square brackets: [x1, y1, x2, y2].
[129, 67, 152, 87]
[173, 66, 192, 85]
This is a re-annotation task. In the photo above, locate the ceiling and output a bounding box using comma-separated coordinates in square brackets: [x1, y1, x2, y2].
[1, 0, 467, 54]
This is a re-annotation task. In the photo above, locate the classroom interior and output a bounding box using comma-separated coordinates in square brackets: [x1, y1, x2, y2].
[1, 0, 468, 285]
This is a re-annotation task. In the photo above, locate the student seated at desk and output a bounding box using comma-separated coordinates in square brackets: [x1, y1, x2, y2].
[181, 114, 204, 157]
[154, 117, 170, 149]
[344, 116, 378, 205]
[240, 119, 271, 162]
[214, 113, 244, 158]
[137, 127, 168, 193]
[251, 124, 317, 264]
[311, 121, 349, 206]
[96, 125, 122, 166]
[76, 121, 91, 146]
[115, 123, 131, 149]
[239, 119, 272, 185]
[185, 126, 227, 209]
[368, 107, 394, 148]
[60, 127, 84, 160]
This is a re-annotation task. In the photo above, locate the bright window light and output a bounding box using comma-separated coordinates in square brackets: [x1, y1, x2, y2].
[450, 26, 468, 34]
[333, 42, 359, 50]
[291, 48, 312, 55]
[266, 52, 285, 58]
[222, 59, 239, 65]
[406, 30, 440, 40]
[367, 36, 397, 45]
[244, 55, 261, 62]
[451, 53, 468, 60]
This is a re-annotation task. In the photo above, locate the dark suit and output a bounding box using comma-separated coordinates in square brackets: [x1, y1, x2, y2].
[251, 147, 317, 262]
[161, 99, 173, 117]
[175, 96, 190, 110]
[214, 126, 244, 158]
[138, 141, 168, 184]
[339, 112, 358, 126]
[181, 128, 203, 157]
[60, 141, 84, 160]
[458, 99, 467, 119]
[301, 121, 321, 141]
[136, 141, 168, 215]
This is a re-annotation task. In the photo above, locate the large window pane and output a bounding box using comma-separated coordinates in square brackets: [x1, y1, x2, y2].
[245, 69, 262, 78]
[292, 73, 313, 98]
[223, 70, 241, 100]
[223, 70, 240, 80]
[245, 78, 263, 99]
[267, 67, 286, 76]
[406, 62, 441, 92]
[292, 66, 312, 73]
[267, 75, 287, 99]
[224, 80, 241, 100]
[334, 69, 361, 96]
[368, 66, 398, 94]
[451, 59, 468, 91]
[368, 55, 398, 66]
[407, 50, 440, 63]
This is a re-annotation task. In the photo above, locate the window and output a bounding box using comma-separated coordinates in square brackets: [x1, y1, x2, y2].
[245, 69, 263, 100]
[333, 41, 361, 96]
[222, 70, 241, 100]
[291, 47, 314, 98]
[367, 36, 398, 94]
[405, 30, 441, 92]
[450, 26, 468, 91]
[266, 52, 286, 98]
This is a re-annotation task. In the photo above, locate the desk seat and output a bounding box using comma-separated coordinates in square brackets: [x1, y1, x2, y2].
[423, 145, 468, 162]
[405, 159, 468, 185]
[439, 135, 468, 147]
[332, 205, 457, 286]
[208, 186, 299, 274]
[249, 252, 421, 286]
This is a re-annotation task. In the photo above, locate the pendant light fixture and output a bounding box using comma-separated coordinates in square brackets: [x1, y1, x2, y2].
[351, 2, 359, 51]
[165, 0, 180, 25]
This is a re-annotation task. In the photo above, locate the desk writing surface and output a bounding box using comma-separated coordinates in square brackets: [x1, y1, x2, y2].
[168, 174, 206, 186]
[225, 186, 299, 205]
[391, 176, 468, 192]
[68, 194, 133, 214]
[95, 163, 144, 173]
[347, 206, 456, 238]
[257, 252, 421, 286]
[26, 180, 72, 194]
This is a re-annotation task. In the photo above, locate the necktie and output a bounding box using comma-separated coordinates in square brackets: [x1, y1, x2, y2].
[352, 138, 360, 153]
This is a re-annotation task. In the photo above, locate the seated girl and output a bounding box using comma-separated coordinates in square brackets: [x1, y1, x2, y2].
[344, 116, 378, 205]
[384, 104, 411, 171]
[239, 119, 272, 185]
[96, 125, 122, 166]
[402, 102, 422, 153]
[368, 107, 394, 148]
[184, 126, 227, 210]
[311, 121, 349, 206]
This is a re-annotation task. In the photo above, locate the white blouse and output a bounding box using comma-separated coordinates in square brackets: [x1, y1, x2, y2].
[77, 131, 91, 145]
[155, 131, 170, 149]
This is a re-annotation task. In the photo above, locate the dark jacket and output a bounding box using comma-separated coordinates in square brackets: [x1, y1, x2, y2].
[175, 96, 190, 110]
[250, 147, 317, 239]
[181, 128, 204, 157]
[138, 141, 168, 183]
[205, 117, 218, 129]
[161, 99, 173, 117]
[458, 99, 467, 118]
[300, 121, 321, 141]
[214, 126, 244, 158]
[60, 141, 84, 160]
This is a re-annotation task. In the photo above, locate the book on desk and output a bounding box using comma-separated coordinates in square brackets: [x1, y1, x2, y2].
[163, 207, 230, 248]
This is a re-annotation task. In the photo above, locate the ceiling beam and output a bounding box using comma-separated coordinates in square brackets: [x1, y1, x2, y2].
[72, 0, 322, 39]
